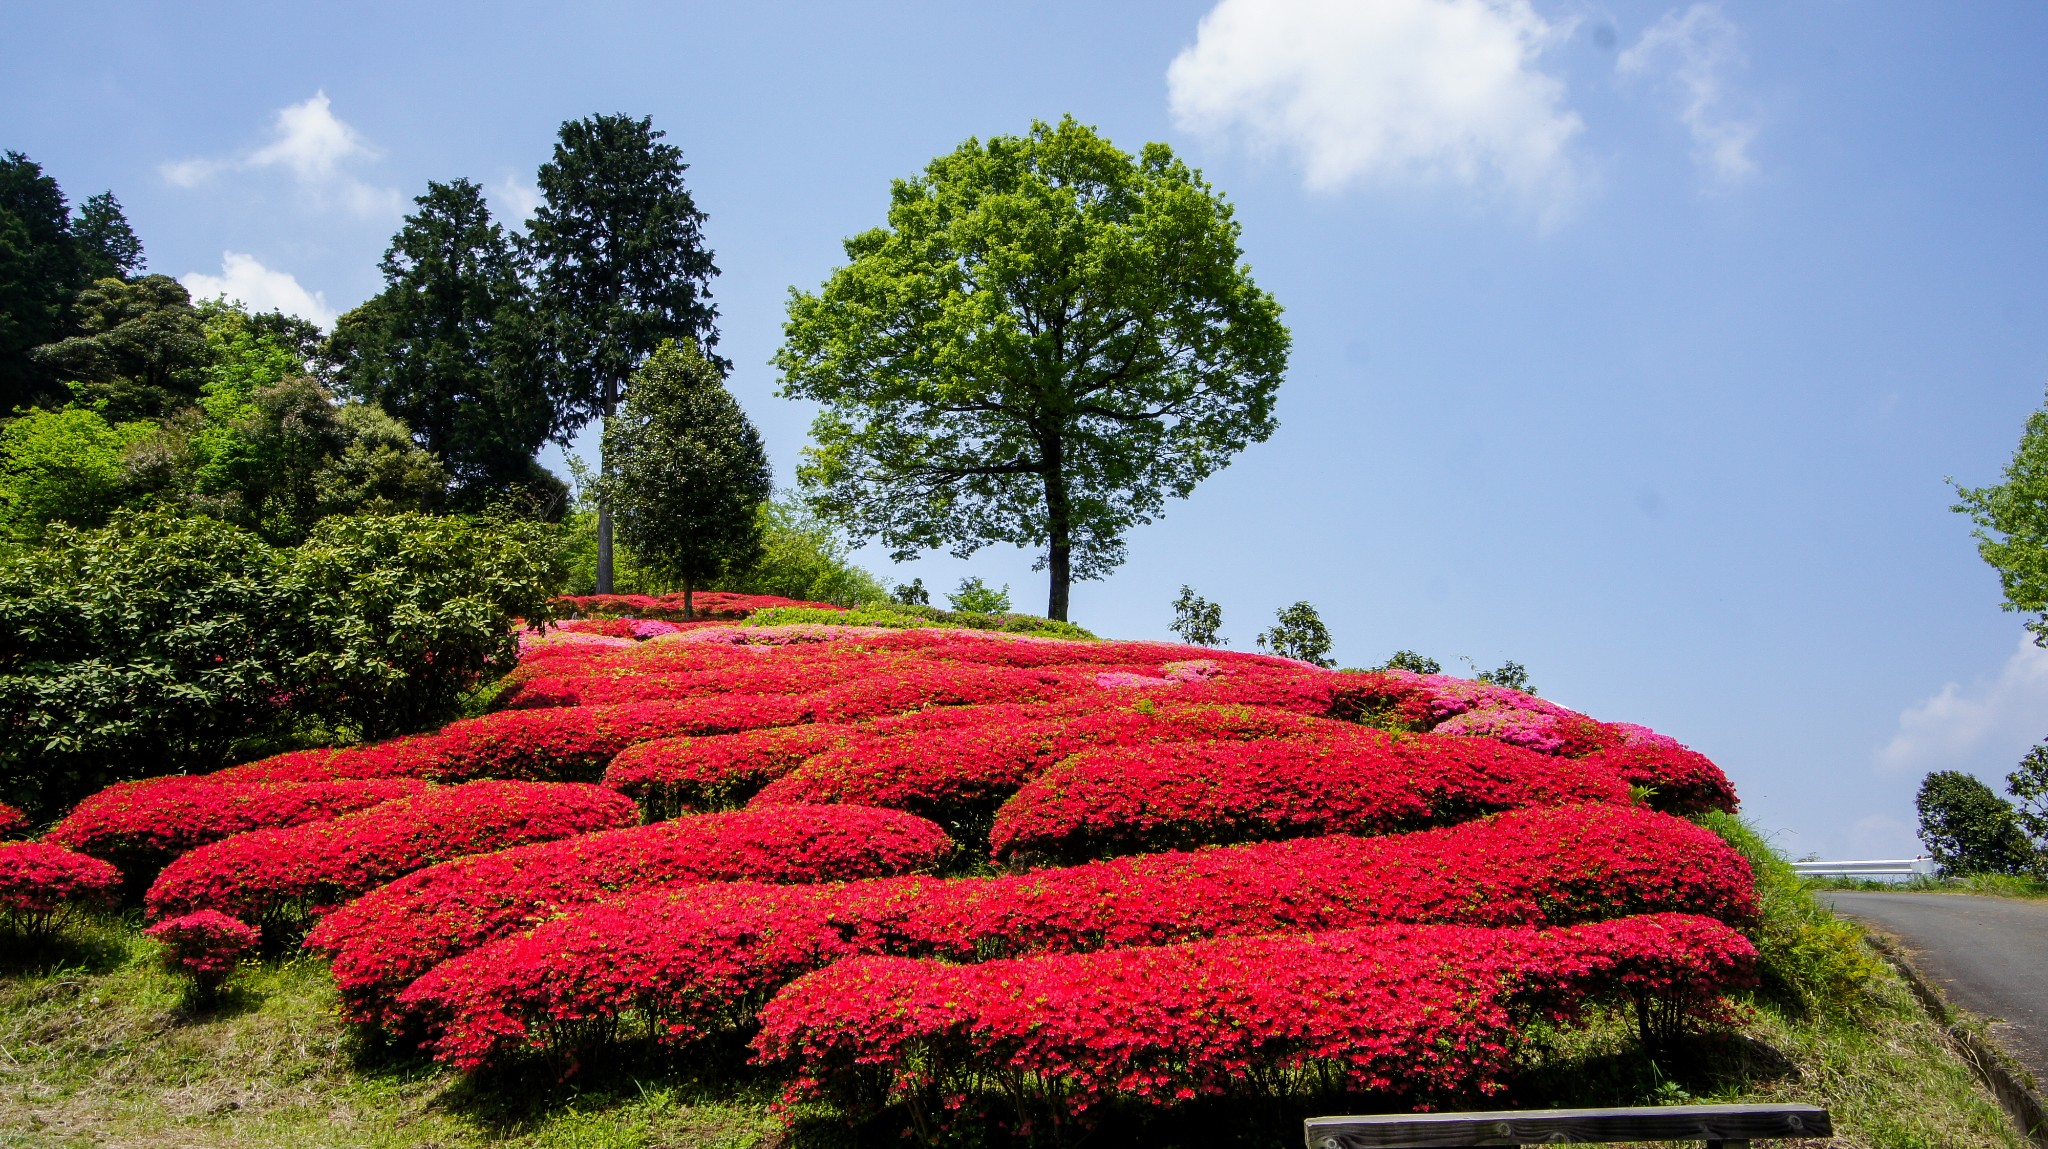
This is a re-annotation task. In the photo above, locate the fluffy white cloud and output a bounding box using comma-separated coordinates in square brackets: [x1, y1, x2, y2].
[1617, 5, 1758, 187]
[1879, 633, 2048, 775]
[181, 252, 337, 330]
[161, 92, 401, 216]
[490, 174, 541, 225]
[1166, 0, 1583, 212]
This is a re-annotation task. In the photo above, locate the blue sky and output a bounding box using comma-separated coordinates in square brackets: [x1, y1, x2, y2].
[6, 0, 2048, 859]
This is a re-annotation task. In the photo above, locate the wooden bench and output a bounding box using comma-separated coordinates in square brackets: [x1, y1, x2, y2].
[1305, 1103, 1831, 1148]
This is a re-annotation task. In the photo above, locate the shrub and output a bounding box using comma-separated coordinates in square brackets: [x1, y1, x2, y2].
[604, 725, 856, 815]
[753, 914, 1755, 1125]
[1255, 600, 1333, 667]
[307, 803, 953, 1027]
[561, 591, 839, 622]
[145, 780, 639, 926]
[0, 842, 121, 935]
[986, 728, 1630, 863]
[47, 776, 426, 877]
[0, 802, 27, 839]
[1916, 770, 2034, 876]
[1697, 810, 1882, 1017]
[146, 909, 258, 991]
[947, 577, 1010, 615]
[396, 805, 1753, 1070]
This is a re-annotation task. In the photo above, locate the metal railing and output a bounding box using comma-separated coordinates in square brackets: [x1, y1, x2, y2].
[1789, 857, 1936, 878]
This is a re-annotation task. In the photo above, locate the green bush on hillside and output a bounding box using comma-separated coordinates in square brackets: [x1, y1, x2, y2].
[747, 601, 1095, 641]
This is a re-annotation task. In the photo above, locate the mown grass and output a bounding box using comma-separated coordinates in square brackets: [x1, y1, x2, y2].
[0, 829, 2035, 1148]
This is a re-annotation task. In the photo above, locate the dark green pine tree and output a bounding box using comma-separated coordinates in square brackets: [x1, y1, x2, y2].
[71, 192, 145, 282]
[331, 179, 557, 509]
[31, 274, 208, 419]
[0, 152, 86, 411]
[604, 340, 770, 618]
[525, 114, 722, 592]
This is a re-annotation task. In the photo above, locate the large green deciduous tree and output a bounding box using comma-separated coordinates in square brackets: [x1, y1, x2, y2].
[603, 340, 769, 617]
[777, 117, 1288, 621]
[332, 179, 558, 509]
[1954, 388, 2048, 645]
[526, 115, 722, 593]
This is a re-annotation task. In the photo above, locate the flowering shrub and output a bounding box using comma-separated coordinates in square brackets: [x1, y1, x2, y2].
[145, 781, 640, 926]
[146, 909, 258, 990]
[605, 725, 856, 815]
[561, 592, 841, 622]
[0, 802, 27, 839]
[754, 913, 1755, 1122]
[308, 803, 951, 1027]
[1576, 742, 1738, 815]
[396, 805, 1751, 1070]
[47, 776, 426, 876]
[0, 841, 120, 934]
[987, 728, 1631, 863]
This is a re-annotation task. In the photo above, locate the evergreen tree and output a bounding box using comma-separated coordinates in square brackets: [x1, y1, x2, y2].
[32, 274, 207, 419]
[331, 179, 556, 508]
[526, 115, 722, 592]
[1917, 770, 2035, 876]
[70, 191, 144, 282]
[0, 152, 84, 411]
[603, 340, 768, 617]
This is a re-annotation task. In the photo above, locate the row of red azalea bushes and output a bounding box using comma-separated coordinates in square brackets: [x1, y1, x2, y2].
[390, 804, 1749, 1069]
[145, 781, 640, 927]
[559, 592, 842, 622]
[754, 913, 1756, 1124]
[307, 804, 954, 1026]
[48, 777, 428, 878]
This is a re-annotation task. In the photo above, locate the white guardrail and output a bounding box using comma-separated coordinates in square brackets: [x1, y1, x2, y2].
[1790, 858, 1937, 878]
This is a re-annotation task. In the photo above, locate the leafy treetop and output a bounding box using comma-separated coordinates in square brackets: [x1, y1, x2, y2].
[1954, 388, 2048, 646]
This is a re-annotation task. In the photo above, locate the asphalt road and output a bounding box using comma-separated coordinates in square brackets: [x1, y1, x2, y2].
[1822, 891, 2048, 1083]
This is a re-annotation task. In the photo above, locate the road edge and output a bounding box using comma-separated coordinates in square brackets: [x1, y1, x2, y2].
[1860, 929, 2048, 1147]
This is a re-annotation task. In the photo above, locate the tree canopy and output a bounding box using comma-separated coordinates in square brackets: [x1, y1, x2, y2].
[331, 179, 558, 509]
[778, 117, 1288, 621]
[1954, 388, 2048, 645]
[0, 153, 145, 411]
[526, 114, 723, 592]
[603, 340, 769, 616]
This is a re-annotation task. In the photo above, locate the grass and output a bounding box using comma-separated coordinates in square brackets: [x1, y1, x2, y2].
[0, 828, 2036, 1148]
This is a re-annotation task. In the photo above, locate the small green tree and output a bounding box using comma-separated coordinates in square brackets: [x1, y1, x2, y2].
[2005, 740, 2048, 854]
[1169, 585, 1225, 646]
[1382, 650, 1441, 674]
[893, 578, 930, 606]
[1916, 770, 2034, 877]
[948, 577, 1011, 614]
[1257, 601, 1333, 667]
[1954, 389, 2048, 645]
[1477, 660, 1535, 694]
[603, 340, 770, 617]
[719, 493, 887, 606]
[779, 117, 1289, 621]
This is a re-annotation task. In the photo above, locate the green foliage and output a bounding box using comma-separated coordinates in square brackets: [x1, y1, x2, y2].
[1256, 600, 1333, 667]
[0, 509, 563, 817]
[1915, 770, 2035, 877]
[32, 275, 207, 419]
[0, 403, 153, 539]
[946, 576, 1011, 614]
[286, 511, 565, 740]
[1697, 810, 1885, 1017]
[1477, 659, 1535, 694]
[331, 179, 558, 507]
[2006, 740, 2048, 850]
[70, 191, 143, 282]
[892, 577, 930, 606]
[602, 341, 770, 615]
[1382, 649, 1442, 674]
[719, 493, 887, 607]
[0, 151, 89, 411]
[747, 601, 1096, 641]
[778, 116, 1289, 621]
[1169, 585, 1225, 647]
[1953, 388, 2048, 645]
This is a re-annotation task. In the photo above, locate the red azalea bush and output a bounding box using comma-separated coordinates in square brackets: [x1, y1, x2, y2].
[605, 725, 857, 815]
[0, 803, 27, 839]
[986, 727, 1631, 863]
[47, 776, 427, 875]
[145, 781, 640, 926]
[307, 804, 954, 1026]
[1575, 743, 1738, 815]
[146, 909, 259, 990]
[0, 841, 121, 933]
[561, 592, 842, 622]
[754, 913, 1756, 1121]
[395, 805, 1752, 1071]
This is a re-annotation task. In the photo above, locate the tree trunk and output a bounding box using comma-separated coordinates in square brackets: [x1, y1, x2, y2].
[1043, 433, 1070, 622]
[595, 377, 618, 595]
[683, 576, 694, 621]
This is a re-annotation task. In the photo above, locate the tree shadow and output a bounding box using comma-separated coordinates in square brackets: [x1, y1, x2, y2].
[0, 915, 135, 978]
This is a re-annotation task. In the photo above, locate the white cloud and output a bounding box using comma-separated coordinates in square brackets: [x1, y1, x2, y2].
[1166, 0, 1584, 214]
[1879, 633, 2048, 775]
[490, 174, 541, 225]
[160, 92, 401, 216]
[1617, 5, 1758, 186]
[181, 252, 338, 330]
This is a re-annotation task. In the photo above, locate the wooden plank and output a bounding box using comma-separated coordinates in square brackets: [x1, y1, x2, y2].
[1305, 1103, 1831, 1147]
